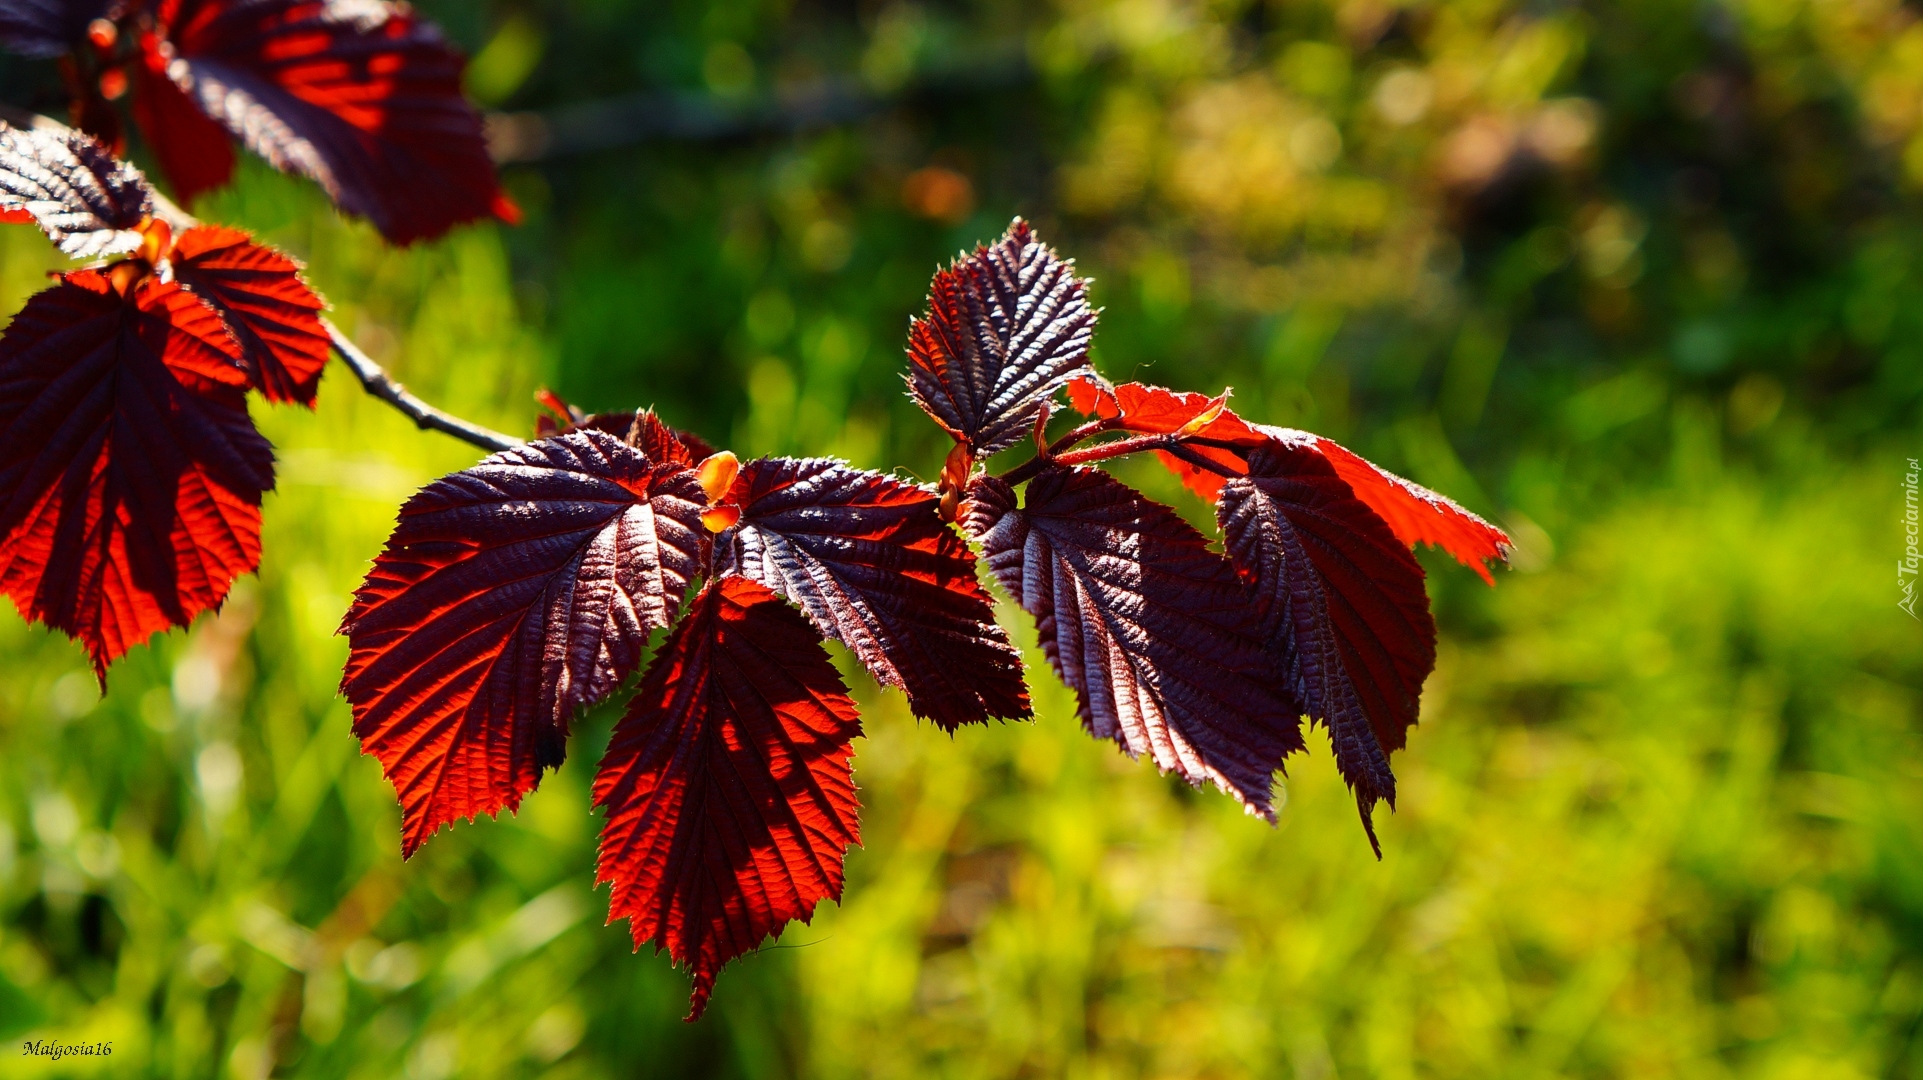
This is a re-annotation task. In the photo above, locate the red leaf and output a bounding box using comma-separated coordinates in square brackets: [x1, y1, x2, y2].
[0, 271, 272, 677]
[0, 0, 105, 58]
[150, 0, 509, 244]
[906, 218, 1096, 456]
[960, 468, 1302, 818]
[1217, 439, 1437, 855]
[594, 574, 861, 1020]
[1062, 376, 1510, 582]
[720, 456, 1029, 730]
[131, 34, 236, 205]
[0, 120, 151, 258]
[170, 225, 329, 406]
[1064, 375, 1266, 500]
[1308, 435, 1510, 585]
[342, 430, 709, 856]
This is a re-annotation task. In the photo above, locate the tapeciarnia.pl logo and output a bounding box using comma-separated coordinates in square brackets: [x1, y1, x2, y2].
[1902, 457, 1920, 620]
[20, 1039, 111, 1061]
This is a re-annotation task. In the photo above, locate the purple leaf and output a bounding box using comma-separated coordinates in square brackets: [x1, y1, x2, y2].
[961, 467, 1302, 818]
[720, 456, 1030, 730]
[1217, 438, 1437, 855]
[0, 0, 105, 58]
[906, 218, 1096, 457]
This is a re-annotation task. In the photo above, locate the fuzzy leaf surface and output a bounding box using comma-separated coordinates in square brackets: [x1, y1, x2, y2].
[150, 0, 511, 243]
[594, 574, 861, 1020]
[1217, 439, 1437, 854]
[342, 430, 708, 856]
[171, 225, 329, 405]
[0, 121, 151, 258]
[720, 456, 1029, 729]
[0, 272, 272, 676]
[906, 218, 1095, 457]
[961, 468, 1302, 817]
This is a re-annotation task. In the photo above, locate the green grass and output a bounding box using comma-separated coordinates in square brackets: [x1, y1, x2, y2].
[0, 166, 1913, 1077]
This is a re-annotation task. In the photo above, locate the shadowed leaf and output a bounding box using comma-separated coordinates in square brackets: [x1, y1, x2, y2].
[594, 574, 861, 1020]
[961, 467, 1302, 818]
[170, 225, 329, 406]
[0, 271, 272, 677]
[721, 456, 1029, 729]
[906, 218, 1095, 457]
[342, 430, 708, 857]
[1218, 439, 1438, 855]
[0, 0, 105, 58]
[535, 405, 716, 466]
[148, 0, 512, 244]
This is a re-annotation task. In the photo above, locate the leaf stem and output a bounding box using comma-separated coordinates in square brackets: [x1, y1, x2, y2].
[993, 426, 1251, 488]
[324, 321, 520, 452]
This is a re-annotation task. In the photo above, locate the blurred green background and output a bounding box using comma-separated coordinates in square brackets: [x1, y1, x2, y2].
[0, 0, 1919, 1075]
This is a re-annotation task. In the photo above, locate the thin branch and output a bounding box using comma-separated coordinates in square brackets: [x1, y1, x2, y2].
[488, 43, 1030, 162]
[993, 428, 1251, 489]
[325, 320, 520, 452]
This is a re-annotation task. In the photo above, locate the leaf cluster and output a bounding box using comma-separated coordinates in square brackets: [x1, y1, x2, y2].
[342, 220, 1509, 1017]
[0, 3, 1511, 1021]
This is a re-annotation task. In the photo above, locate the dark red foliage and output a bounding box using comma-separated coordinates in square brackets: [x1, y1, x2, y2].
[1309, 436, 1510, 584]
[0, 120, 151, 258]
[720, 456, 1029, 730]
[341, 430, 709, 856]
[0, 0, 105, 58]
[145, 0, 512, 243]
[131, 34, 236, 207]
[906, 218, 1096, 457]
[535, 405, 717, 466]
[1217, 438, 1438, 855]
[0, 271, 273, 677]
[1065, 375, 1266, 500]
[170, 224, 329, 406]
[594, 574, 861, 1020]
[961, 467, 1303, 818]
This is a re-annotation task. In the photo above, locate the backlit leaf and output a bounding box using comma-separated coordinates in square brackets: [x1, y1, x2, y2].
[170, 224, 329, 406]
[0, 120, 151, 258]
[906, 218, 1096, 457]
[1306, 433, 1510, 584]
[0, 271, 272, 677]
[1217, 439, 1437, 854]
[1064, 374, 1266, 500]
[342, 430, 708, 856]
[961, 467, 1302, 818]
[148, 0, 513, 244]
[594, 574, 861, 1020]
[1061, 375, 1510, 582]
[131, 33, 237, 205]
[720, 456, 1029, 730]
